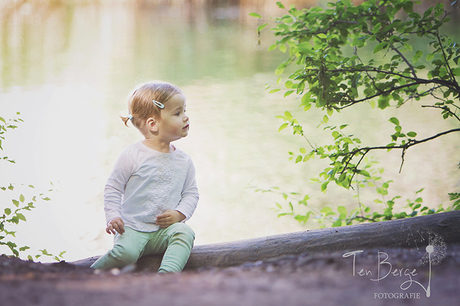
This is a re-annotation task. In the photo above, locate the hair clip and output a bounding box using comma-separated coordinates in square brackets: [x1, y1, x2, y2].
[128, 114, 133, 120]
[153, 100, 165, 109]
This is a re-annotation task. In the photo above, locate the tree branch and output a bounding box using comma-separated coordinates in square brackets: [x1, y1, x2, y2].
[301, 66, 460, 109]
[335, 81, 433, 109]
[337, 128, 460, 173]
[421, 104, 460, 122]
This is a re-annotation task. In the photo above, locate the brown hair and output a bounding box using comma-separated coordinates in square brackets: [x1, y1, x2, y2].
[120, 81, 183, 128]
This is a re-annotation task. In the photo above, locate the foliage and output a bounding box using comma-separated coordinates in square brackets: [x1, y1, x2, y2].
[258, 159, 459, 228]
[0, 113, 65, 261]
[253, 0, 460, 226]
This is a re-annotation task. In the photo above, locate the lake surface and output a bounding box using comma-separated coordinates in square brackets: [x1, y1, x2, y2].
[0, 1, 459, 261]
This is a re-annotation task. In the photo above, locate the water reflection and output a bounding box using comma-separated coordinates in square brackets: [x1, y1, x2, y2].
[0, 1, 459, 261]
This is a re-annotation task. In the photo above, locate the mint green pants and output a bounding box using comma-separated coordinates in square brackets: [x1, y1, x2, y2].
[90, 223, 195, 273]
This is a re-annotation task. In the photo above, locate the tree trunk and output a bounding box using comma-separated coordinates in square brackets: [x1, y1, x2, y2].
[72, 211, 460, 271]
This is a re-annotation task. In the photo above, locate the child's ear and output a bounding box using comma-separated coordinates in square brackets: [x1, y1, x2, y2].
[146, 118, 159, 133]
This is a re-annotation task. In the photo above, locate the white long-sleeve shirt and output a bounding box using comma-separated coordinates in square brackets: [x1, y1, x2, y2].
[104, 141, 199, 232]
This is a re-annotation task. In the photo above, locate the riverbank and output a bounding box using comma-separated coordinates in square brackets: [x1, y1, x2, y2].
[1, 244, 459, 306]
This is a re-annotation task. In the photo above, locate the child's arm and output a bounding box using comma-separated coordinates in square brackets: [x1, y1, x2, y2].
[174, 159, 199, 221]
[104, 148, 134, 234]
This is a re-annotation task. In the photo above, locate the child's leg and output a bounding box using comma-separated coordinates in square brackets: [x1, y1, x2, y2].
[144, 223, 195, 273]
[90, 227, 149, 270]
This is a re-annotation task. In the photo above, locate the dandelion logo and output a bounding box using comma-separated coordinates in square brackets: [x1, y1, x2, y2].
[419, 231, 447, 266]
[401, 229, 447, 298]
[418, 231, 446, 297]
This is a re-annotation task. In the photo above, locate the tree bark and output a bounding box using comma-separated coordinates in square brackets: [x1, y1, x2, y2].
[72, 211, 460, 271]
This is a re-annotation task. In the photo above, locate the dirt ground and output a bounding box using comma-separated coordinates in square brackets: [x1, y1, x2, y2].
[1, 245, 459, 306]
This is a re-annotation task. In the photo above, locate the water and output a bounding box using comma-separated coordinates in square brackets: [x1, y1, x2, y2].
[0, 2, 459, 261]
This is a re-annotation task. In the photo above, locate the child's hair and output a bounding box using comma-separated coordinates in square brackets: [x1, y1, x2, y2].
[120, 81, 183, 128]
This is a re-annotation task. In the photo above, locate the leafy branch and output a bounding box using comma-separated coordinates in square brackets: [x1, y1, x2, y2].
[252, 0, 460, 227]
[1, 113, 65, 261]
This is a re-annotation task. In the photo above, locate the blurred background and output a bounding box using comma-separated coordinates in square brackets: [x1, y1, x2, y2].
[0, 0, 459, 262]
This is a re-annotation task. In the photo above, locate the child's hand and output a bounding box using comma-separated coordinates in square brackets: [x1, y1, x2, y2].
[106, 217, 125, 235]
[156, 210, 185, 228]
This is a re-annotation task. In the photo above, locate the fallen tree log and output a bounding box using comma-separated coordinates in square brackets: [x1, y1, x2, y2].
[72, 211, 460, 271]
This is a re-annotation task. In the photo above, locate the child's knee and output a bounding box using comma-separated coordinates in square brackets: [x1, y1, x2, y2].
[110, 244, 140, 265]
[168, 223, 195, 246]
[169, 222, 194, 236]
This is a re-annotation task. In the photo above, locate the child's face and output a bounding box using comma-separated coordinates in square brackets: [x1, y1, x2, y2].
[156, 93, 189, 142]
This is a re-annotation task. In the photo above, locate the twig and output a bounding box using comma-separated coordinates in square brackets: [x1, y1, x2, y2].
[422, 105, 460, 122]
[335, 128, 460, 177]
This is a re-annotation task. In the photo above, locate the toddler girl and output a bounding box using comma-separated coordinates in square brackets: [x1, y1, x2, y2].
[91, 81, 198, 273]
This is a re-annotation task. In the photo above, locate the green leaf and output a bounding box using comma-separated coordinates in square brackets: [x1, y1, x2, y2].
[372, 23, 382, 34]
[378, 95, 390, 109]
[19, 194, 25, 203]
[268, 44, 277, 51]
[297, 42, 315, 55]
[279, 44, 287, 53]
[332, 131, 340, 139]
[317, 33, 327, 39]
[276, 2, 285, 9]
[337, 206, 347, 218]
[294, 214, 310, 223]
[407, 131, 417, 137]
[321, 181, 329, 192]
[278, 123, 289, 132]
[4, 208, 11, 215]
[332, 219, 342, 227]
[17, 213, 26, 221]
[416, 188, 425, 194]
[12, 200, 19, 207]
[342, 137, 353, 144]
[373, 42, 388, 54]
[284, 90, 294, 98]
[388, 117, 400, 125]
[295, 155, 302, 163]
[257, 23, 268, 32]
[249, 12, 262, 18]
[413, 50, 423, 63]
[403, 1, 414, 13]
[275, 64, 286, 75]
